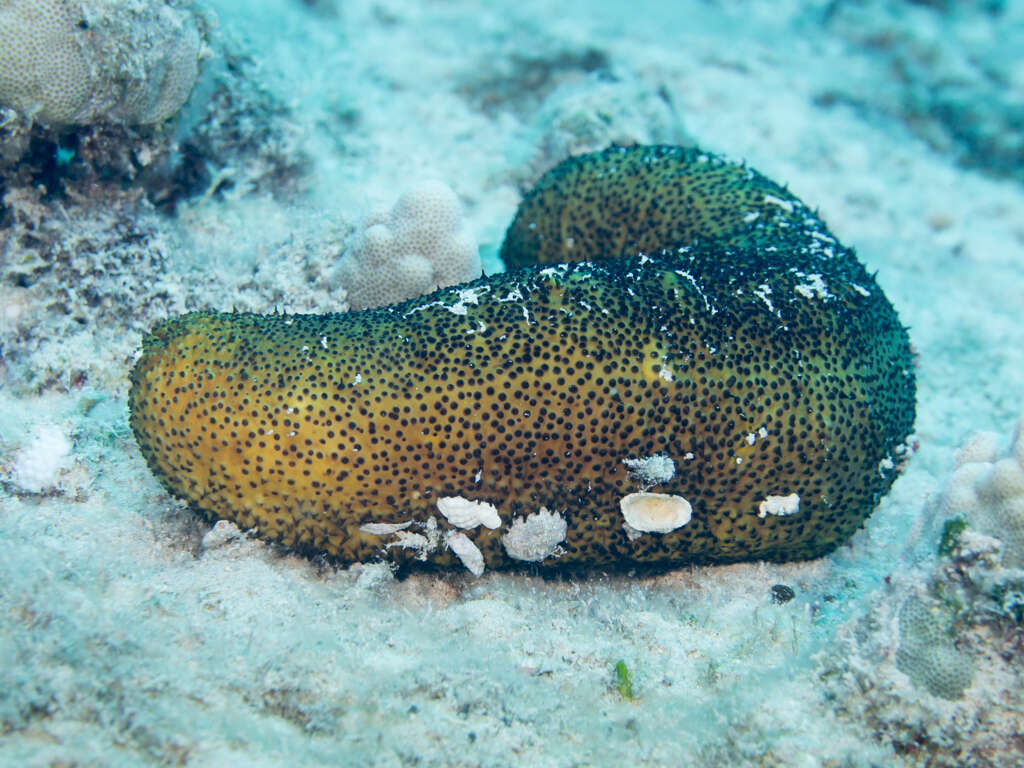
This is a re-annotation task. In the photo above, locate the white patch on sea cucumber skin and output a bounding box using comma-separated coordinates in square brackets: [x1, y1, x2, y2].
[793, 273, 831, 300]
[659, 366, 674, 382]
[757, 493, 801, 519]
[448, 286, 488, 316]
[502, 508, 568, 562]
[320, 336, 328, 350]
[743, 211, 760, 224]
[684, 452, 695, 461]
[622, 454, 676, 489]
[850, 283, 871, 297]
[673, 269, 703, 297]
[351, 373, 362, 385]
[763, 193, 794, 213]
[436, 496, 501, 529]
[744, 427, 769, 446]
[360, 521, 413, 535]
[445, 531, 485, 577]
[878, 456, 895, 476]
[754, 283, 775, 313]
[620, 492, 692, 538]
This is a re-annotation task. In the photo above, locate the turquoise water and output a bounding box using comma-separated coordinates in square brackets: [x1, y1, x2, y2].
[1, 1, 1022, 765]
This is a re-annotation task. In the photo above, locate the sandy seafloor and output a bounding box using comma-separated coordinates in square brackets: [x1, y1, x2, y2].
[1, 0, 1024, 766]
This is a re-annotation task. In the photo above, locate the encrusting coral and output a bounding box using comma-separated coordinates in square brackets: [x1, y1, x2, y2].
[129, 145, 916, 575]
[895, 593, 975, 700]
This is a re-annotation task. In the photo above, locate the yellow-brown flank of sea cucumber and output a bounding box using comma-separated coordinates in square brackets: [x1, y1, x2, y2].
[129, 146, 915, 571]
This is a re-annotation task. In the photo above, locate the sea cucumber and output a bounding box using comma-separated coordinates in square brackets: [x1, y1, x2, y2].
[129, 145, 915, 573]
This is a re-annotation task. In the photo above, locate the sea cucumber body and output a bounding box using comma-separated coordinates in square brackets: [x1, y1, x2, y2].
[130, 146, 915, 571]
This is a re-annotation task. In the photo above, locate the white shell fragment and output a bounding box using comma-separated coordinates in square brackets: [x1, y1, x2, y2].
[757, 493, 801, 518]
[359, 521, 414, 535]
[445, 531, 485, 577]
[201, 520, 242, 550]
[436, 496, 501, 529]
[389, 531, 431, 556]
[620, 492, 692, 538]
[502, 508, 568, 562]
[622, 454, 676, 489]
[384, 516, 441, 560]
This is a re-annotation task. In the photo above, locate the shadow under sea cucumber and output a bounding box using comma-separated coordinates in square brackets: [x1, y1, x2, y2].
[129, 145, 916, 574]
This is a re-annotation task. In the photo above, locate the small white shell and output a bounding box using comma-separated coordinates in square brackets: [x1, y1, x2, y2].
[436, 496, 501, 529]
[620, 492, 692, 534]
[201, 520, 242, 550]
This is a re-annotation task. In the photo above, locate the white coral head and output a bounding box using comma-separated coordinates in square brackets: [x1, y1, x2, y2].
[336, 180, 481, 309]
[391, 180, 461, 237]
